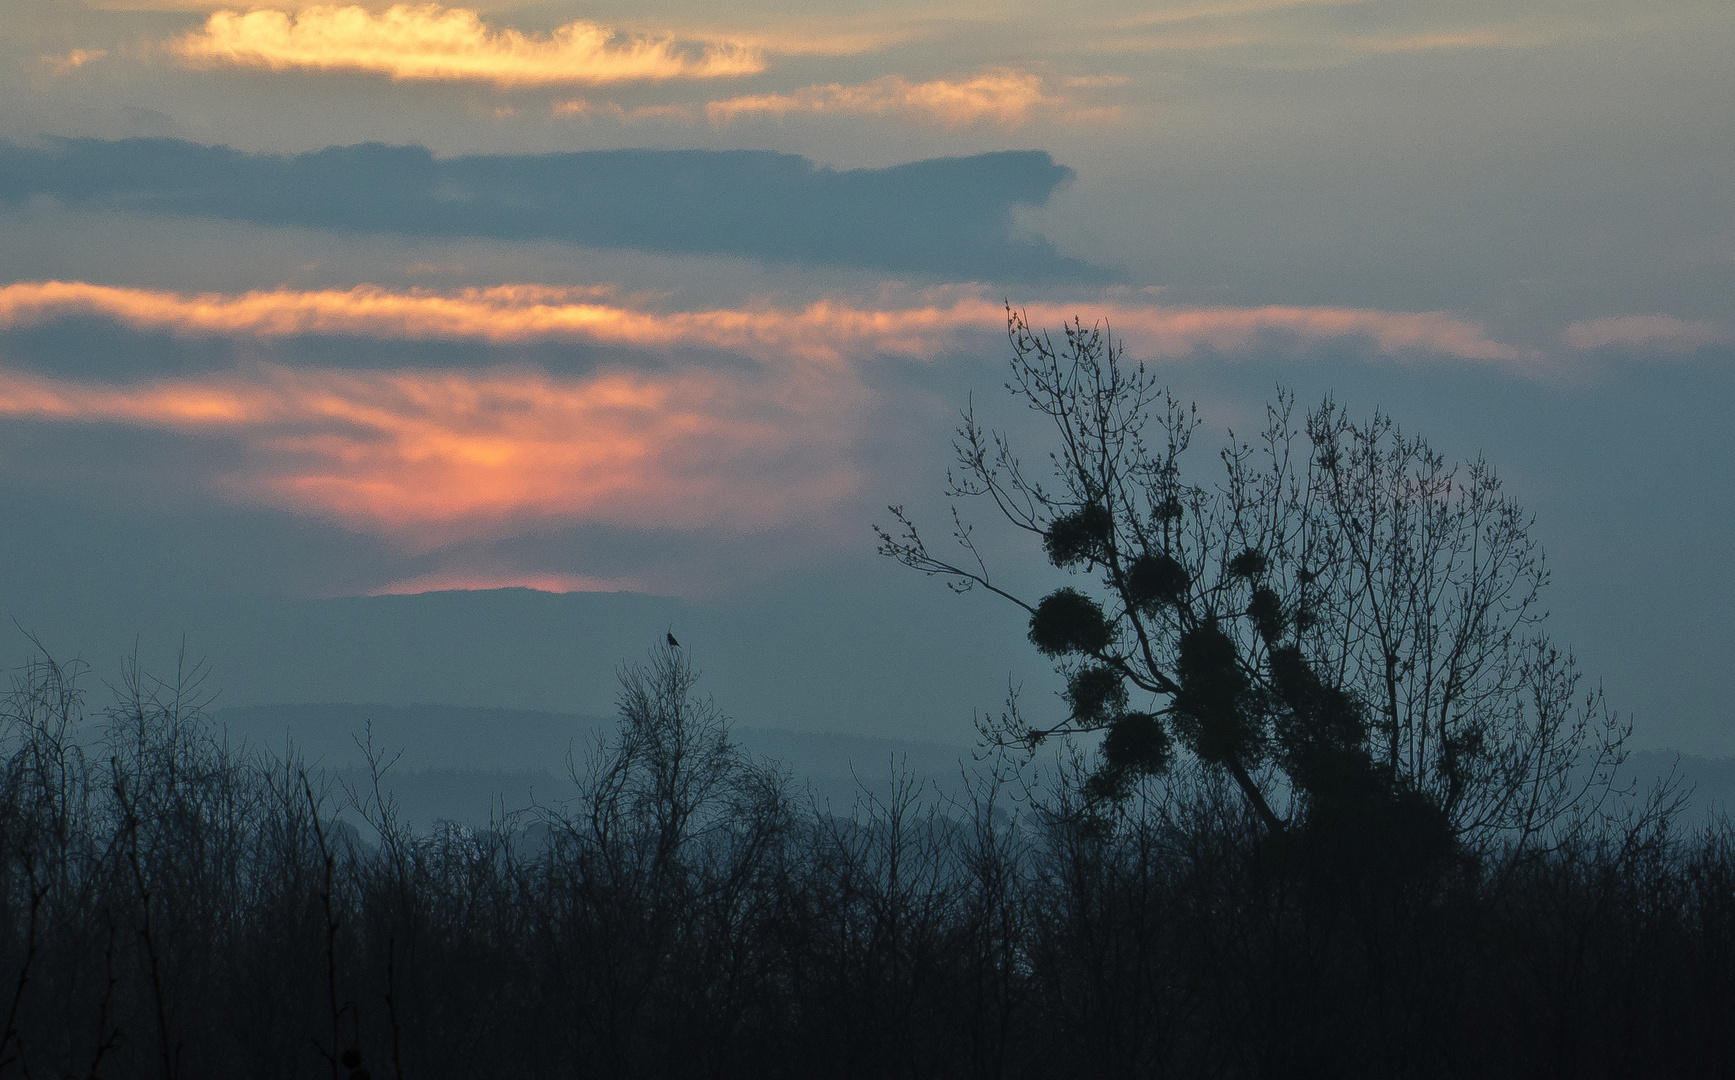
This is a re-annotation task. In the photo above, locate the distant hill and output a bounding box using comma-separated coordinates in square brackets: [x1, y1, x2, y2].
[6, 583, 1056, 750]
[215, 701, 989, 826]
[213, 702, 1735, 832]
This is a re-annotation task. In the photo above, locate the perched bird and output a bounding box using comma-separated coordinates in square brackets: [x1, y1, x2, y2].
[667, 632, 681, 648]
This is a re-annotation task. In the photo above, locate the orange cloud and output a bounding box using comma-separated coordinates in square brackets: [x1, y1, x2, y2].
[0, 281, 1531, 546]
[706, 70, 1064, 129]
[1082, 302, 1525, 361]
[0, 280, 955, 362]
[43, 48, 108, 75]
[171, 4, 764, 86]
[1564, 315, 1728, 353]
[0, 360, 866, 546]
[367, 571, 643, 595]
[0, 280, 1521, 363]
[703, 26, 919, 57]
[551, 98, 699, 123]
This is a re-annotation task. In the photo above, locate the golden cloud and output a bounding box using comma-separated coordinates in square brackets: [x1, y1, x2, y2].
[0, 280, 1522, 362]
[170, 4, 764, 86]
[705, 70, 1064, 129]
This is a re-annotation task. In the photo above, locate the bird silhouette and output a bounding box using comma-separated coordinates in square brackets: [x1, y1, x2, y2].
[667, 632, 681, 648]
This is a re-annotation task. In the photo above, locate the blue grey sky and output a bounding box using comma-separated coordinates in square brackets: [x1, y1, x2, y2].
[0, 0, 1729, 753]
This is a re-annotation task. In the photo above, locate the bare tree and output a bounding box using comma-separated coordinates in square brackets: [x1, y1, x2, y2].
[879, 308, 1630, 859]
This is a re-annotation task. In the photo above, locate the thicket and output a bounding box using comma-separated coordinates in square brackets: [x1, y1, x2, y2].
[0, 642, 1730, 1080]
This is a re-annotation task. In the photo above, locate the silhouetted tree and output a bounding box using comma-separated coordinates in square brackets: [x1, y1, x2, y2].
[879, 308, 1631, 863]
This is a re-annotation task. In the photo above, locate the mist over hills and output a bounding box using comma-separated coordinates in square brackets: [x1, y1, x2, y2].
[9, 584, 1729, 831]
[204, 701, 1735, 833]
[1, 583, 1052, 745]
[213, 700, 986, 825]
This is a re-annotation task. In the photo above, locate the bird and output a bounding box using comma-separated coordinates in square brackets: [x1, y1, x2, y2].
[667, 631, 681, 648]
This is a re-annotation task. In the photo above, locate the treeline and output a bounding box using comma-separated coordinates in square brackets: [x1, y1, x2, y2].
[1, 647, 1731, 1080]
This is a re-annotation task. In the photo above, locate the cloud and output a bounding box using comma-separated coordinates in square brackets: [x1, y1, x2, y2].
[1078, 302, 1524, 361]
[1344, 28, 1551, 53]
[551, 99, 699, 124]
[0, 281, 1522, 363]
[0, 280, 956, 362]
[705, 70, 1067, 129]
[652, 14, 935, 58]
[170, 4, 763, 86]
[1564, 315, 1729, 353]
[0, 278, 1526, 551]
[1103, 0, 1557, 59]
[367, 571, 642, 595]
[1105, 24, 1546, 57]
[1063, 74, 1134, 88]
[1113, 0, 1368, 30]
[0, 358, 865, 545]
[704, 26, 919, 57]
[43, 49, 108, 75]
[0, 139, 1094, 282]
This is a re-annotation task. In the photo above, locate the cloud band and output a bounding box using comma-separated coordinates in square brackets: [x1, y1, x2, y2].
[706, 70, 1061, 128]
[172, 4, 763, 86]
[0, 281, 1522, 362]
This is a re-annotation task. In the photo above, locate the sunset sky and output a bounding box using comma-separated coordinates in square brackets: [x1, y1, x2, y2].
[1, 0, 1730, 752]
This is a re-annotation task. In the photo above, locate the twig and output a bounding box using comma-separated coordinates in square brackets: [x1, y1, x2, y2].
[115, 770, 179, 1080]
[83, 912, 123, 1080]
[303, 773, 345, 1080]
[0, 855, 43, 1078]
[385, 936, 406, 1080]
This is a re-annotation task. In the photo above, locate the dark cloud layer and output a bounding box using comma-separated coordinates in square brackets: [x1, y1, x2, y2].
[0, 138, 1103, 281]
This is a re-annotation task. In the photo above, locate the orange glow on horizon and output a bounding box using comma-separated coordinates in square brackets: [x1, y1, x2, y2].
[367, 571, 644, 595]
[0, 360, 867, 546]
[0, 279, 1537, 548]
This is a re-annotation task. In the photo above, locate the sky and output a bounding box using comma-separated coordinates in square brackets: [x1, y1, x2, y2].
[0, 0, 1730, 754]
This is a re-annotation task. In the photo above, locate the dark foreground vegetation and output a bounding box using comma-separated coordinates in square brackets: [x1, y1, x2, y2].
[0, 643, 1730, 1080]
